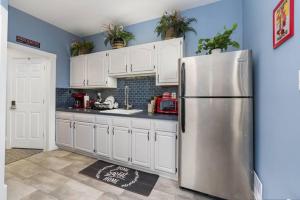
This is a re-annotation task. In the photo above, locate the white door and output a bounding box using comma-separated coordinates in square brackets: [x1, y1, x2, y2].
[8, 58, 46, 149]
[70, 55, 86, 87]
[56, 119, 73, 148]
[131, 129, 151, 168]
[112, 127, 130, 163]
[95, 124, 110, 158]
[74, 122, 95, 153]
[87, 52, 107, 87]
[154, 131, 176, 173]
[108, 49, 128, 75]
[128, 44, 155, 73]
[156, 38, 182, 86]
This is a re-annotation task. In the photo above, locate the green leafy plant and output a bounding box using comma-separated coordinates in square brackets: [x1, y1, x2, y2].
[70, 41, 94, 57]
[155, 11, 197, 40]
[196, 23, 240, 54]
[103, 24, 135, 48]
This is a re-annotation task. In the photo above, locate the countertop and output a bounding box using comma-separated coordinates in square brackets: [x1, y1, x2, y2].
[56, 107, 178, 121]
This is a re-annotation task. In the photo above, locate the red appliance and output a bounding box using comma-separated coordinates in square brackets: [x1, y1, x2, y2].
[72, 92, 85, 109]
[156, 92, 178, 114]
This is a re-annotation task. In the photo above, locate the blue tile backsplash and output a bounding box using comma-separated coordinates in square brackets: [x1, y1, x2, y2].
[56, 76, 178, 110]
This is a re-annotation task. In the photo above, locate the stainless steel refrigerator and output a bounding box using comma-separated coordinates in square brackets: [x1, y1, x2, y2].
[178, 50, 253, 200]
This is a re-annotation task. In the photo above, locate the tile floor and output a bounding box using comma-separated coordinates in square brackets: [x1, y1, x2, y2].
[5, 149, 216, 200]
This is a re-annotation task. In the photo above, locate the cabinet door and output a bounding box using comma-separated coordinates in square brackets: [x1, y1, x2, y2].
[74, 122, 94, 153]
[128, 44, 155, 73]
[156, 39, 182, 86]
[154, 131, 176, 173]
[95, 124, 110, 158]
[56, 119, 73, 148]
[112, 127, 130, 163]
[131, 129, 151, 168]
[70, 55, 86, 87]
[86, 52, 107, 87]
[108, 49, 128, 75]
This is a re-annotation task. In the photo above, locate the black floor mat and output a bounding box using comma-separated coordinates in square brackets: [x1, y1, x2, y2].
[79, 160, 159, 196]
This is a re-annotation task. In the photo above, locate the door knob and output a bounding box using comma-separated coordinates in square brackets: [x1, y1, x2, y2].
[10, 100, 16, 110]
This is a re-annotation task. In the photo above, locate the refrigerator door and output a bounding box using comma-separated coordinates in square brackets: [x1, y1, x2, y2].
[178, 98, 253, 200]
[180, 50, 252, 97]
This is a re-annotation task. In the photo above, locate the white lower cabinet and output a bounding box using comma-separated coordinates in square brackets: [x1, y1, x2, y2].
[56, 119, 73, 148]
[56, 112, 177, 178]
[131, 129, 151, 168]
[112, 127, 131, 163]
[95, 124, 110, 158]
[74, 122, 95, 153]
[154, 131, 176, 174]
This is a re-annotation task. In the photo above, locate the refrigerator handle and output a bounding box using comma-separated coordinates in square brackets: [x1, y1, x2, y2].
[181, 62, 186, 133]
[181, 62, 186, 97]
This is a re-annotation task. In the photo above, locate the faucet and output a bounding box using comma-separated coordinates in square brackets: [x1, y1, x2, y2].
[124, 86, 132, 110]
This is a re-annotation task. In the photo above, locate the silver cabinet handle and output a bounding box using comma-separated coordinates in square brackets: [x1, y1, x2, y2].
[112, 127, 114, 135]
[107, 127, 109, 135]
[73, 122, 76, 129]
[130, 64, 133, 72]
[147, 131, 150, 141]
[155, 132, 157, 141]
[69, 122, 72, 128]
[87, 80, 89, 86]
[83, 80, 85, 86]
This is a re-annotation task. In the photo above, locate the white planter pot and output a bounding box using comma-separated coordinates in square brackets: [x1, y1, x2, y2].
[211, 49, 222, 54]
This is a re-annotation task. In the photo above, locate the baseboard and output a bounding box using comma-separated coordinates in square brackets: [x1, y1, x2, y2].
[1, 184, 7, 200]
[254, 172, 262, 200]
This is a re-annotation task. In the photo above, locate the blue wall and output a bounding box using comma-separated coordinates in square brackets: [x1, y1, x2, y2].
[243, 0, 300, 199]
[85, 0, 243, 57]
[1, 0, 7, 9]
[8, 6, 80, 88]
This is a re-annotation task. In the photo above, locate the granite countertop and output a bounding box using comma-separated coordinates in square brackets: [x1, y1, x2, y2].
[56, 107, 178, 121]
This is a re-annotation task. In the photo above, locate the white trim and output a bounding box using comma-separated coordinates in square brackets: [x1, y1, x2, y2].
[7, 42, 57, 151]
[0, 4, 8, 200]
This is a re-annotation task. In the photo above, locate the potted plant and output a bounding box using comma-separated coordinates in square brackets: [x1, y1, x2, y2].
[70, 41, 94, 57]
[155, 11, 197, 40]
[196, 23, 240, 55]
[104, 24, 135, 49]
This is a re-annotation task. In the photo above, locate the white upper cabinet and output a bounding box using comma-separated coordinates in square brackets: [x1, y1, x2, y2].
[108, 49, 128, 75]
[128, 44, 155, 73]
[70, 38, 183, 87]
[86, 52, 107, 87]
[70, 53, 117, 89]
[70, 55, 86, 87]
[156, 38, 183, 86]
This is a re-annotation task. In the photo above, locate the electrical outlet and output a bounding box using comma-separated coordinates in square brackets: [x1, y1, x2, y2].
[298, 70, 300, 91]
[254, 172, 263, 200]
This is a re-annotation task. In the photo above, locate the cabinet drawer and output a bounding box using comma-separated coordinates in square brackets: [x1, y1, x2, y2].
[95, 116, 110, 125]
[73, 114, 95, 123]
[56, 112, 73, 120]
[131, 118, 151, 130]
[112, 117, 130, 128]
[154, 121, 177, 133]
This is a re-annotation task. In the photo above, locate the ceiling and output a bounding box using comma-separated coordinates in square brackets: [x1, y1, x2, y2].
[9, 0, 219, 37]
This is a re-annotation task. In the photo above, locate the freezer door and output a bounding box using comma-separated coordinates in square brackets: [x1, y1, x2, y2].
[180, 50, 252, 97]
[179, 98, 253, 200]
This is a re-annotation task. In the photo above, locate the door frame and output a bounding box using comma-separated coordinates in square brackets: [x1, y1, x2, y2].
[7, 42, 57, 151]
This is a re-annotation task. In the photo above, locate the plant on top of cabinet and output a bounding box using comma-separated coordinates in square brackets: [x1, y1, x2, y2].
[104, 24, 135, 49]
[70, 40, 94, 57]
[196, 23, 240, 55]
[155, 11, 197, 40]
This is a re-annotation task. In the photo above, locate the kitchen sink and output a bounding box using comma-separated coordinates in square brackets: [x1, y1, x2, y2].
[100, 109, 143, 115]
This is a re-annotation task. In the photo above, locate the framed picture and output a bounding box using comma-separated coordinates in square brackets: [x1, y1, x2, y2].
[273, 0, 294, 49]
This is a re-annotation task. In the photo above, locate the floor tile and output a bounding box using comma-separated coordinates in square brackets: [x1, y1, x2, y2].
[7, 178, 37, 200]
[38, 156, 73, 171]
[23, 170, 70, 193]
[50, 179, 103, 200]
[21, 190, 58, 200]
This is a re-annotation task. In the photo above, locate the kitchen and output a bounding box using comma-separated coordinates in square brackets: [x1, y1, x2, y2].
[0, 0, 299, 200]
